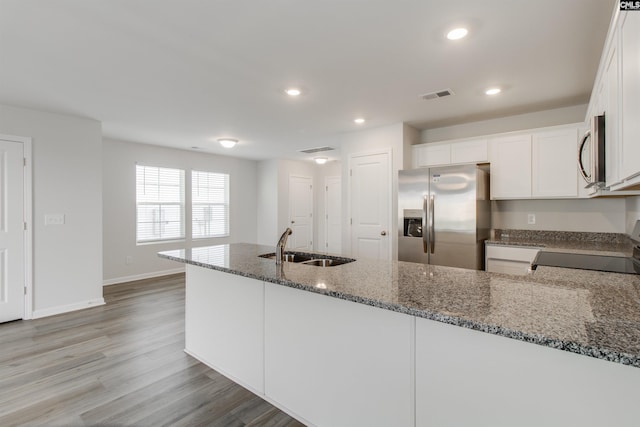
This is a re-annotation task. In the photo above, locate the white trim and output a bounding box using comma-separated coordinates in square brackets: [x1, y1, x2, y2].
[32, 298, 106, 319]
[0, 133, 33, 320]
[347, 148, 393, 260]
[102, 267, 186, 286]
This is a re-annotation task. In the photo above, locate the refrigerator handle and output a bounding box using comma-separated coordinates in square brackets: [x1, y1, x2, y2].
[422, 195, 428, 253]
[429, 195, 435, 254]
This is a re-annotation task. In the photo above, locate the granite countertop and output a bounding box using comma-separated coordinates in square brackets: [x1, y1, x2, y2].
[486, 229, 634, 256]
[159, 243, 640, 368]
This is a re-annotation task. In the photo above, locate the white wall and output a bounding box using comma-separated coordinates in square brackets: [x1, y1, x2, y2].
[256, 159, 279, 246]
[0, 104, 103, 317]
[102, 138, 257, 283]
[626, 196, 640, 235]
[421, 105, 587, 144]
[493, 198, 626, 233]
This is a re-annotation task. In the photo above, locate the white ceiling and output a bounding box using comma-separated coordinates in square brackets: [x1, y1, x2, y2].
[0, 0, 615, 161]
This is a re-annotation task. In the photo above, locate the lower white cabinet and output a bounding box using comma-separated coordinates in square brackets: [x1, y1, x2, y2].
[185, 265, 265, 393]
[264, 282, 414, 427]
[415, 318, 640, 427]
[485, 245, 540, 275]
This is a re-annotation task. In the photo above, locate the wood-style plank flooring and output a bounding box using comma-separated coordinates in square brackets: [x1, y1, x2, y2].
[0, 274, 305, 427]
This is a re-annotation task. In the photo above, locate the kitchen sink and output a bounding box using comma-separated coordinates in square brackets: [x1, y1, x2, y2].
[259, 252, 355, 267]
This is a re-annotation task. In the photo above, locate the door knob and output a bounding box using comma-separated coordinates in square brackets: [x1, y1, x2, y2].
[291, 220, 295, 224]
[380, 231, 387, 236]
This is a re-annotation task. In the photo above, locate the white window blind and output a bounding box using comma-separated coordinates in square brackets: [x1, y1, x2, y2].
[136, 165, 185, 243]
[192, 171, 229, 238]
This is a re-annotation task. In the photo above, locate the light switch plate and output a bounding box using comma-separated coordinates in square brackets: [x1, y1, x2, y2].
[527, 213, 536, 225]
[45, 214, 65, 225]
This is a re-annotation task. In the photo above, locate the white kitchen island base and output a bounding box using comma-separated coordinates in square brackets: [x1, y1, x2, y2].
[184, 264, 640, 427]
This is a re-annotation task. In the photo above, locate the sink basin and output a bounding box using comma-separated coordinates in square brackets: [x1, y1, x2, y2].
[259, 252, 355, 267]
[258, 252, 313, 263]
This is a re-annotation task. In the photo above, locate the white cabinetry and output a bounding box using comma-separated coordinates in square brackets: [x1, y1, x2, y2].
[450, 139, 488, 164]
[415, 143, 450, 167]
[485, 245, 540, 276]
[415, 318, 640, 427]
[489, 134, 532, 199]
[532, 128, 578, 198]
[185, 266, 265, 393]
[605, 31, 621, 187]
[264, 282, 414, 427]
[413, 138, 487, 168]
[618, 11, 640, 188]
[489, 126, 579, 200]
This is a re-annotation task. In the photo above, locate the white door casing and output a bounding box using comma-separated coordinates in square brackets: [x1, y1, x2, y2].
[324, 176, 341, 255]
[0, 136, 30, 323]
[288, 175, 313, 251]
[349, 151, 391, 261]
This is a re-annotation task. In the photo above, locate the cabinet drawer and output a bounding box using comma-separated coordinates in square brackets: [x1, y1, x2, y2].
[486, 245, 540, 262]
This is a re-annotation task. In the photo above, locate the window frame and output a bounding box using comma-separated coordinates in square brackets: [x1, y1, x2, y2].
[191, 170, 230, 239]
[135, 164, 186, 244]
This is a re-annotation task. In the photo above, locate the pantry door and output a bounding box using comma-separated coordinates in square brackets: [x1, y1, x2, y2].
[349, 150, 391, 261]
[0, 137, 27, 323]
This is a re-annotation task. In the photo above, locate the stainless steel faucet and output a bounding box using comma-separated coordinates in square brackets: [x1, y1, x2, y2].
[276, 228, 293, 264]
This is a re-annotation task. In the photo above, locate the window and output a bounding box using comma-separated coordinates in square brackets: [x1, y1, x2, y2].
[192, 171, 229, 238]
[136, 165, 185, 243]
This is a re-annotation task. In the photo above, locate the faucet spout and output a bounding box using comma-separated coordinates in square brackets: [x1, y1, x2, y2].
[276, 228, 293, 264]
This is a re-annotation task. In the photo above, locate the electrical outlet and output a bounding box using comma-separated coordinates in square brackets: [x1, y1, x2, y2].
[125, 256, 133, 265]
[527, 213, 536, 225]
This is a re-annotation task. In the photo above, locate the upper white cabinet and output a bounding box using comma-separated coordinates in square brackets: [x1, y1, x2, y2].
[450, 139, 488, 164]
[588, 9, 640, 191]
[415, 143, 450, 167]
[413, 138, 487, 168]
[489, 134, 532, 199]
[488, 125, 579, 200]
[531, 128, 578, 198]
[618, 11, 640, 187]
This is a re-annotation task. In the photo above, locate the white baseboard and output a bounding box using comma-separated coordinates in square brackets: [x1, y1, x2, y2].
[102, 267, 185, 286]
[32, 298, 106, 319]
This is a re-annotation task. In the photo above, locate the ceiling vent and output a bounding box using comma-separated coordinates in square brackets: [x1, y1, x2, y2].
[298, 146, 335, 154]
[420, 88, 454, 100]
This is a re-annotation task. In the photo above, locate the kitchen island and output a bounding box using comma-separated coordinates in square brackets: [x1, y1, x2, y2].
[159, 243, 640, 427]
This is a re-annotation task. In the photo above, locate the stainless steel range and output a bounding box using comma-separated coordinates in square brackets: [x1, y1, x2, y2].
[531, 221, 640, 275]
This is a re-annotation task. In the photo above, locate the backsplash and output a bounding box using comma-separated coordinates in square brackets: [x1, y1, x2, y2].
[492, 229, 630, 244]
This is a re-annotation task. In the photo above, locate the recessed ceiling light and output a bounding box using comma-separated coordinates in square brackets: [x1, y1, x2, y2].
[285, 88, 301, 96]
[217, 138, 238, 148]
[314, 157, 328, 165]
[485, 88, 501, 96]
[354, 118, 365, 124]
[446, 28, 468, 40]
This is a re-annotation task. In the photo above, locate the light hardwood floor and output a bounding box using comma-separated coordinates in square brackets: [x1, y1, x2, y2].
[0, 274, 305, 427]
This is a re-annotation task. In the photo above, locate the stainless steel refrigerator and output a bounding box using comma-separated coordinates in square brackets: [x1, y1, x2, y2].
[398, 164, 491, 270]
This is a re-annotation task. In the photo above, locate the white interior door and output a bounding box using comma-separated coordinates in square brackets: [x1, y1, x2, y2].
[0, 139, 25, 323]
[324, 176, 341, 255]
[350, 151, 390, 260]
[288, 175, 313, 251]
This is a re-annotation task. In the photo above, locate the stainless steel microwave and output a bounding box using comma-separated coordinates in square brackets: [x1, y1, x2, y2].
[578, 114, 605, 188]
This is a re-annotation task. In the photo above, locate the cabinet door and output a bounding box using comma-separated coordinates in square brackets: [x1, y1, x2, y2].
[620, 12, 640, 182]
[532, 128, 578, 198]
[489, 134, 532, 199]
[264, 283, 414, 427]
[451, 139, 488, 164]
[605, 31, 621, 187]
[415, 143, 450, 167]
